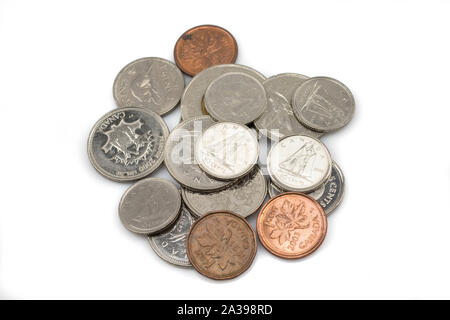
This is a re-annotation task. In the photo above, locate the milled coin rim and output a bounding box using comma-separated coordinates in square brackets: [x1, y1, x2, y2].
[323, 161, 345, 215]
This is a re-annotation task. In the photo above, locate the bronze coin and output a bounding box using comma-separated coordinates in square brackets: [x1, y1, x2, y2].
[174, 25, 238, 76]
[257, 192, 327, 259]
[187, 211, 257, 280]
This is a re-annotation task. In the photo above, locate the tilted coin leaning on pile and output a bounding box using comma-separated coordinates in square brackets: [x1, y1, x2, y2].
[87, 25, 355, 280]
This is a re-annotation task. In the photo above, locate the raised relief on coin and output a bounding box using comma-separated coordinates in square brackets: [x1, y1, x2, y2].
[88, 108, 168, 181]
[204, 72, 267, 124]
[148, 206, 196, 266]
[174, 25, 238, 76]
[113, 57, 184, 115]
[182, 167, 267, 218]
[195, 122, 259, 180]
[267, 135, 332, 192]
[257, 193, 327, 259]
[187, 211, 257, 280]
[292, 77, 355, 132]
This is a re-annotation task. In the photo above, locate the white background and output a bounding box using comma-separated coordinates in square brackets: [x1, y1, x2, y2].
[0, 0, 449, 299]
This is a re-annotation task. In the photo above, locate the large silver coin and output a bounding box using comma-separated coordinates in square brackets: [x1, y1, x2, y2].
[118, 178, 181, 235]
[180, 64, 265, 120]
[164, 115, 231, 191]
[292, 77, 355, 132]
[181, 167, 267, 218]
[255, 73, 323, 141]
[195, 122, 259, 180]
[88, 107, 168, 181]
[267, 135, 332, 193]
[113, 57, 184, 116]
[204, 72, 267, 124]
[148, 205, 195, 266]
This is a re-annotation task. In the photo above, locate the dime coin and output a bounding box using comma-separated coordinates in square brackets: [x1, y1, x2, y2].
[257, 192, 327, 259]
[87, 107, 169, 181]
[180, 64, 265, 120]
[292, 77, 355, 132]
[174, 25, 238, 76]
[148, 205, 196, 267]
[181, 167, 267, 218]
[113, 57, 184, 116]
[187, 211, 257, 280]
[195, 122, 259, 180]
[118, 178, 181, 235]
[204, 72, 267, 124]
[267, 135, 332, 192]
[164, 115, 231, 191]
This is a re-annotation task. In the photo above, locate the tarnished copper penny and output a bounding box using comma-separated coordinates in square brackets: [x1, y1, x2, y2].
[187, 211, 257, 280]
[257, 192, 327, 259]
[174, 25, 238, 76]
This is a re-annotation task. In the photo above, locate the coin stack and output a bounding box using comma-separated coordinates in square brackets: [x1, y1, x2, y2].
[88, 25, 354, 280]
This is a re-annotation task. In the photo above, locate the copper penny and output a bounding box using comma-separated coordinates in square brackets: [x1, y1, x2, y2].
[174, 25, 238, 76]
[257, 192, 327, 259]
[187, 211, 257, 280]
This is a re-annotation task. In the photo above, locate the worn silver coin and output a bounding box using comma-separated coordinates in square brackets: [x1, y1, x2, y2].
[180, 64, 265, 120]
[164, 115, 231, 191]
[118, 178, 181, 235]
[148, 205, 196, 266]
[204, 72, 267, 124]
[113, 57, 184, 116]
[267, 135, 332, 193]
[292, 76, 355, 132]
[87, 107, 169, 182]
[182, 167, 267, 218]
[195, 122, 259, 180]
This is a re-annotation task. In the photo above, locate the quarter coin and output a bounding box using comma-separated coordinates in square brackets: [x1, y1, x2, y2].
[174, 25, 238, 76]
[87, 107, 169, 182]
[113, 57, 184, 116]
[118, 178, 181, 235]
[257, 192, 327, 259]
[187, 211, 257, 280]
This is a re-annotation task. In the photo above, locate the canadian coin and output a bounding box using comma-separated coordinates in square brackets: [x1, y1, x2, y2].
[87, 107, 169, 182]
[195, 122, 259, 180]
[180, 64, 265, 121]
[263, 73, 310, 101]
[118, 178, 181, 235]
[268, 179, 325, 199]
[164, 115, 231, 191]
[174, 25, 238, 76]
[204, 72, 267, 124]
[148, 205, 196, 267]
[292, 77, 355, 132]
[113, 57, 184, 116]
[187, 211, 257, 280]
[181, 167, 267, 218]
[257, 192, 327, 259]
[267, 135, 332, 192]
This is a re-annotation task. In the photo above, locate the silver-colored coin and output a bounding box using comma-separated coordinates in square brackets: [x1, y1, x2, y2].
[267, 135, 332, 193]
[118, 178, 181, 235]
[148, 205, 196, 266]
[113, 57, 184, 116]
[87, 107, 169, 182]
[254, 73, 323, 141]
[164, 115, 231, 191]
[180, 64, 266, 120]
[195, 122, 259, 180]
[292, 77, 355, 132]
[182, 167, 267, 218]
[204, 72, 267, 124]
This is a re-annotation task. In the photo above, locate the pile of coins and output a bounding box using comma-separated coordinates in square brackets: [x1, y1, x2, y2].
[88, 25, 354, 280]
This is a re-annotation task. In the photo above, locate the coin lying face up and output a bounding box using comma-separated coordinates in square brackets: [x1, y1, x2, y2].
[119, 178, 181, 235]
[87, 107, 169, 181]
[113, 57, 184, 116]
[195, 122, 259, 180]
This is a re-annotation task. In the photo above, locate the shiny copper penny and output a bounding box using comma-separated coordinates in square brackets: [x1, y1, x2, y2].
[187, 211, 257, 280]
[174, 25, 238, 76]
[257, 192, 327, 259]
